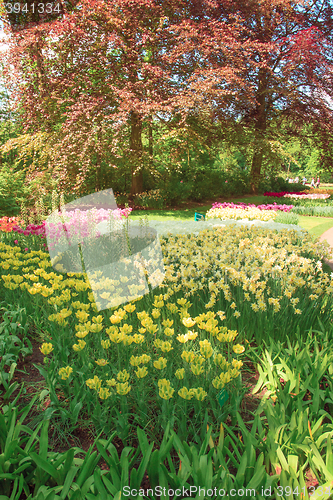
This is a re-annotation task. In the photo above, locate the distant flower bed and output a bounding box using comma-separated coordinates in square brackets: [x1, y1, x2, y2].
[211, 202, 293, 212]
[264, 191, 309, 198]
[284, 193, 330, 200]
[207, 202, 294, 222]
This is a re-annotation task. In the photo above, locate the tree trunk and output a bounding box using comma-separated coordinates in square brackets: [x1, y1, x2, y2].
[130, 111, 143, 196]
[95, 130, 102, 192]
[33, 35, 46, 96]
[148, 115, 154, 177]
[148, 116, 153, 160]
[250, 149, 263, 194]
[95, 154, 101, 192]
[250, 68, 268, 194]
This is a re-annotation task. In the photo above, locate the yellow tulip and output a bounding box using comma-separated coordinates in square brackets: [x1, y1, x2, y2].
[135, 366, 148, 378]
[232, 344, 245, 354]
[40, 343, 53, 355]
[95, 359, 109, 366]
[178, 387, 194, 400]
[58, 366, 73, 380]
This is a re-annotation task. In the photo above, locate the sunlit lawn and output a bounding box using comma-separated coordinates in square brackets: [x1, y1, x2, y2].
[298, 215, 333, 239]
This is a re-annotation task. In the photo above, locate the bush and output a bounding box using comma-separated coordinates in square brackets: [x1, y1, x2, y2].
[189, 169, 250, 202]
[260, 177, 306, 194]
[0, 164, 29, 217]
[114, 191, 130, 206]
[292, 205, 333, 217]
[159, 177, 194, 205]
[133, 189, 166, 209]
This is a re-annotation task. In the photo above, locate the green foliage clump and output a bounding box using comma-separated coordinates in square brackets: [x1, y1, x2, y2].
[274, 211, 299, 225]
[185, 169, 250, 203]
[0, 164, 29, 217]
[259, 176, 306, 194]
[292, 205, 333, 217]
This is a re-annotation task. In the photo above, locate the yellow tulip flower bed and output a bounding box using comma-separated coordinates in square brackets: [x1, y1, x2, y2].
[1, 223, 332, 439]
[206, 206, 278, 221]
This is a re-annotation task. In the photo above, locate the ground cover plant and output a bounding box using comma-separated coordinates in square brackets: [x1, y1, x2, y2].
[1, 193, 333, 498]
[293, 206, 333, 217]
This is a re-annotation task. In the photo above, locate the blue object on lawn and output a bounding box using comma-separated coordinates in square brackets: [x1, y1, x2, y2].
[194, 212, 205, 221]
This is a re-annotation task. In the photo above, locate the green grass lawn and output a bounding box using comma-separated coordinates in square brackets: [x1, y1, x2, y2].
[128, 196, 267, 221]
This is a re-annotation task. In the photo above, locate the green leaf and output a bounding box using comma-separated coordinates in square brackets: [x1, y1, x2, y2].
[136, 427, 151, 457]
[30, 452, 59, 480]
[76, 452, 99, 488]
[92, 468, 107, 500]
[310, 480, 333, 500]
[101, 475, 118, 496]
[59, 467, 78, 500]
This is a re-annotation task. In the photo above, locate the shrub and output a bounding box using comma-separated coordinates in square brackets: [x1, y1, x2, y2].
[292, 205, 333, 217]
[114, 191, 130, 206]
[259, 177, 306, 194]
[0, 164, 28, 217]
[189, 169, 250, 202]
[160, 177, 194, 205]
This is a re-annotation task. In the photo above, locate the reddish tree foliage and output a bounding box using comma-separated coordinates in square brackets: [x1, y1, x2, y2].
[1, 0, 256, 196]
[1, 0, 332, 196]
[164, 0, 333, 192]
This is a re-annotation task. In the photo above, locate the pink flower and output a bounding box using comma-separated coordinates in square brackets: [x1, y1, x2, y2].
[225, 180, 228, 183]
[14, 240, 18, 244]
[24, 248, 28, 251]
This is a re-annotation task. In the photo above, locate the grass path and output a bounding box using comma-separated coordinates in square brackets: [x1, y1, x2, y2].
[298, 216, 333, 239]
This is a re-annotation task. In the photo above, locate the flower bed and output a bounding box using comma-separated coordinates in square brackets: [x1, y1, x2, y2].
[1, 211, 333, 495]
[206, 201, 293, 221]
[0, 208, 132, 253]
[264, 191, 309, 198]
[1, 222, 332, 443]
[211, 201, 293, 212]
[284, 193, 330, 200]
[0, 216, 25, 232]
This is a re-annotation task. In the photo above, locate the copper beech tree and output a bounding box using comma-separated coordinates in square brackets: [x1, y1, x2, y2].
[1, 0, 248, 196]
[174, 0, 333, 192]
[1, 0, 333, 195]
